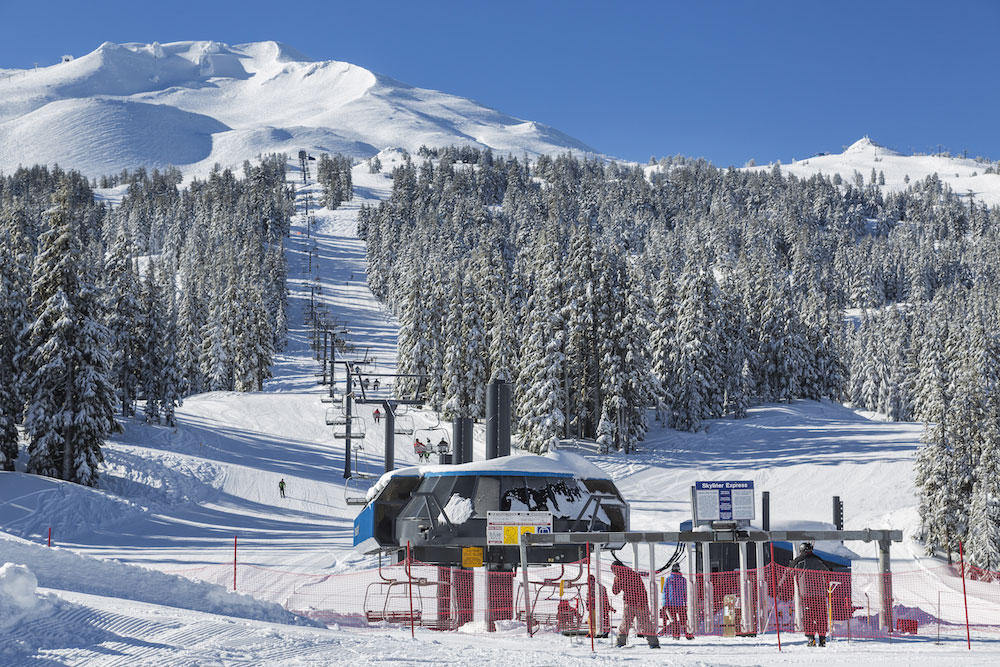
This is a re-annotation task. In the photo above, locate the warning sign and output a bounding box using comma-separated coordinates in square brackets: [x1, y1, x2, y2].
[486, 511, 552, 546]
[462, 546, 484, 568]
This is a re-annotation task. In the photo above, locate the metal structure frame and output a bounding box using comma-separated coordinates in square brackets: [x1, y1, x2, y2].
[519, 528, 903, 638]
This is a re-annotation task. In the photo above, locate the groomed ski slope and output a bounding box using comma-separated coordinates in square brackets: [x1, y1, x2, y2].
[2, 154, 999, 665]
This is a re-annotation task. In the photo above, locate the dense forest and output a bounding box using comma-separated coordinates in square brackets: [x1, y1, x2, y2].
[0, 157, 295, 485]
[359, 147, 1000, 567]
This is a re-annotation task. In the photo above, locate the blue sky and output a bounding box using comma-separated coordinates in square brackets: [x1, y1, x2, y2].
[1, 0, 997, 166]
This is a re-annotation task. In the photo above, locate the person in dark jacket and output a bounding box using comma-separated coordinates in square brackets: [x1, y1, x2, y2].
[661, 563, 693, 639]
[611, 562, 660, 648]
[586, 574, 613, 637]
[788, 542, 831, 647]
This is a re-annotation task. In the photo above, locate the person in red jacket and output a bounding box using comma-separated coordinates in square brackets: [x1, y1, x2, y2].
[611, 562, 660, 648]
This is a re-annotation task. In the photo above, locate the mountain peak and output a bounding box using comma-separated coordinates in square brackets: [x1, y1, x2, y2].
[844, 136, 899, 156]
[0, 39, 596, 177]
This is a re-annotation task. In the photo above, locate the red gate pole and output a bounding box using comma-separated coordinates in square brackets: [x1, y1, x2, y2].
[770, 542, 782, 652]
[587, 542, 594, 653]
[47, 527, 51, 547]
[233, 535, 237, 591]
[959, 541, 971, 650]
[407, 541, 415, 639]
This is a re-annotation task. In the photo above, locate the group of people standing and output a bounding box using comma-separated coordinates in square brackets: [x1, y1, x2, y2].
[589, 542, 831, 649]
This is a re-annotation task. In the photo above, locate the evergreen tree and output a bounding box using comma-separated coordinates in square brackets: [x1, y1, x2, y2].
[23, 182, 118, 486]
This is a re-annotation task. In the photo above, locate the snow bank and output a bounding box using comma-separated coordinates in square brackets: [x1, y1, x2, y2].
[0, 471, 148, 542]
[0, 563, 52, 631]
[0, 534, 317, 627]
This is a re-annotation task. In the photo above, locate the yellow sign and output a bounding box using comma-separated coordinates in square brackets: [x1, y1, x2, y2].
[462, 546, 484, 568]
[502, 525, 537, 545]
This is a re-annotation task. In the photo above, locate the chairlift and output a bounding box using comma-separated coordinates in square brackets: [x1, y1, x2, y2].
[363, 556, 444, 627]
[416, 426, 451, 455]
[513, 563, 585, 631]
[333, 415, 366, 439]
[344, 471, 373, 506]
[325, 408, 348, 426]
[394, 414, 415, 436]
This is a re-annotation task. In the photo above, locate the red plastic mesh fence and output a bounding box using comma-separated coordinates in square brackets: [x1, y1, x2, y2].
[163, 558, 1000, 642]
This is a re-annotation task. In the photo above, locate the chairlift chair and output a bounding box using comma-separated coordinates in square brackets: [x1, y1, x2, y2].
[344, 472, 373, 506]
[417, 426, 451, 454]
[394, 414, 415, 436]
[333, 415, 366, 439]
[363, 558, 443, 627]
[324, 407, 344, 426]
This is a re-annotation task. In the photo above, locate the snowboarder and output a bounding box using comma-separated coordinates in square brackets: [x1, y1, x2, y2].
[611, 562, 660, 648]
[278, 478, 286, 498]
[789, 542, 831, 647]
[586, 574, 613, 637]
[373, 408, 382, 424]
[661, 563, 693, 639]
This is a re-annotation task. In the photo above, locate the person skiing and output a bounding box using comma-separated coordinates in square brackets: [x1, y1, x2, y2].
[373, 408, 382, 424]
[662, 562, 693, 640]
[278, 478, 286, 498]
[586, 574, 613, 637]
[611, 562, 660, 648]
[788, 542, 831, 647]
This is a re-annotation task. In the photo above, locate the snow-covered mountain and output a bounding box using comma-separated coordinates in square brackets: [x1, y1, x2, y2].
[749, 136, 1000, 207]
[0, 40, 596, 177]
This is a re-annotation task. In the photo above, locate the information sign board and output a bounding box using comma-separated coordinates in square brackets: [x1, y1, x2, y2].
[462, 546, 484, 568]
[695, 481, 755, 522]
[486, 511, 553, 546]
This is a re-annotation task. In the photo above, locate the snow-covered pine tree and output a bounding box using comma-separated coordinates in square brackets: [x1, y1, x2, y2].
[649, 263, 677, 424]
[670, 255, 723, 431]
[24, 182, 118, 486]
[139, 261, 167, 423]
[516, 237, 566, 453]
[0, 206, 33, 470]
[103, 232, 141, 417]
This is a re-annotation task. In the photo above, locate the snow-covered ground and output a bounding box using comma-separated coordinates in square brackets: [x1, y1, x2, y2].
[2, 157, 999, 664]
[750, 136, 1000, 208]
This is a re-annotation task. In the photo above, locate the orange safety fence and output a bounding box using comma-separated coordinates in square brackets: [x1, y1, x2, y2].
[163, 557, 1000, 643]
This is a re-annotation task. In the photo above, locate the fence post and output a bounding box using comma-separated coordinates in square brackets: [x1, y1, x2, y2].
[407, 541, 415, 639]
[769, 542, 782, 652]
[519, 536, 533, 636]
[959, 540, 971, 650]
[587, 542, 594, 652]
[47, 527, 51, 547]
[233, 535, 237, 591]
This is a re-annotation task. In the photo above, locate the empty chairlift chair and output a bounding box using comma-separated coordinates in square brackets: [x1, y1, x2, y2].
[325, 408, 347, 426]
[394, 414, 415, 436]
[333, 415, 366, 439]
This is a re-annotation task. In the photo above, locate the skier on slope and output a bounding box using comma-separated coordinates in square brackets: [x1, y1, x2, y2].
[373, 408, 382, 424]
[662, 562, 694, 640]
[278, 478, 286, 498]
[611, 562, 660, 648]
[788, 542, 831, 647]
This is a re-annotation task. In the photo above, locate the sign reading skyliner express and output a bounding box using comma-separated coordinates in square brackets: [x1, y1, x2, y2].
[695, 481, 755, 522]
